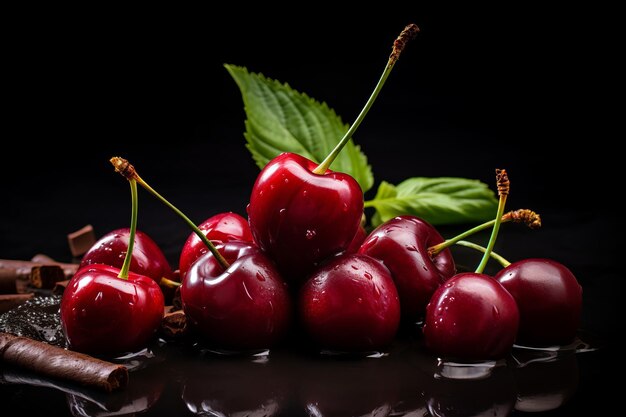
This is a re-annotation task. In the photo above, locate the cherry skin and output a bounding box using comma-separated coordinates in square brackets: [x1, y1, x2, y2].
[179, 212, 254, 280]
[358, 216, 456, 320]
[80, 228, 173, 283]
[181, 241, 292, 350]
[60, 264, 164, 355]
[344, 224, 367, 254]
[299, 254, 401, 351]
[495, 258, 582, 346]
[247, 153, 364, 283]
[423, 273, 519, 360]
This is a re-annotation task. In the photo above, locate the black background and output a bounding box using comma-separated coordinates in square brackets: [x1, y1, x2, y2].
[1, 4, 621, 415]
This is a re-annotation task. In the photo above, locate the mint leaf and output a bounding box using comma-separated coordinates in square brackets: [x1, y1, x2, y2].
[365, 178, 498, 226]
[225, 65, 374, 192]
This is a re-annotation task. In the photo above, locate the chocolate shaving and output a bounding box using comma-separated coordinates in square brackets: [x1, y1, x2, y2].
[160, 311, 188, 339]
[0, 333, 128, 392]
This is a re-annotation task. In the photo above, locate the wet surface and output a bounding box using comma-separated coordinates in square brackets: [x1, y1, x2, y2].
[0, 296, 608, 416]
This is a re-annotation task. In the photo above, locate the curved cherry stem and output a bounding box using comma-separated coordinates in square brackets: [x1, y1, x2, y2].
[455, 240, 511, 268]
[476, 169, 509, 274]
[428, 208, 541, 257]
[313, 24, 419, 175]
[118, 179, 138, 280]
[160, 277, 182, 288]
[110, 157, 230, 271]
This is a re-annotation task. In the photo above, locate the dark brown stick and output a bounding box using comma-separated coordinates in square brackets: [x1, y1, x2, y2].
[0, 258, 78, 281]
[0, 333, 128, 392]
[0, 294, 34, 314]
[29, 265, 66, 289]
[0, 269, 19, 294]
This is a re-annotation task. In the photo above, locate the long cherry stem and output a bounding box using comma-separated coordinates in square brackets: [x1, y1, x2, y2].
[118, 179, 138, 280]
[428, 209, 541, 256]
[455, 240, 511, 268]
[110, 157, 230, 271]
[476, 169, 509, 274]
[313, 24, 419, 175]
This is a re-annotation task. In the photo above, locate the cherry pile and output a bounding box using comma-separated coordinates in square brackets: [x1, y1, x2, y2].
[60, 24, 582, 360]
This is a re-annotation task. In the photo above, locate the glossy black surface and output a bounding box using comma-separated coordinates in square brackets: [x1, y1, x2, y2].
[1, 5, 620, 415]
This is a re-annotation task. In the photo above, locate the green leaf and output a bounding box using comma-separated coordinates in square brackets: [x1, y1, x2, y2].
[225, 65, 374, 192]
[365, 177, 498, 226]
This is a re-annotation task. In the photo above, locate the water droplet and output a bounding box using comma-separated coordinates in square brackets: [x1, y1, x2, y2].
[406, 245, 418, 252]
[270, 185, 275, 191]
[303, 190, 308, 197]
[351, 265, 359, 270]
[305, 229, 317, 240]
[246, 203, 251, 214]
[422, 265, 428, 271]
[284, 178, 289, 184]
[364, 272, 373, 280]
[256, 272, 265, 281]
[113, 234, 121, 239]
[279, 208, 286, 216]
[492, 305, 500, 317]
[357, 297, 363, 303]
[342, 203, 348, 212]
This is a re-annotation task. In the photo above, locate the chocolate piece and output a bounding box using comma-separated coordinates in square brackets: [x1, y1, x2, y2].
[0, 333, 128, 392]
[0, 294, 34, 314]
[0, 269, 19, 294]
[67, 225, 96, 258]
[0, 258, 78, 281]
[160, 310, 188, 339]
[29, 265, 66, 289]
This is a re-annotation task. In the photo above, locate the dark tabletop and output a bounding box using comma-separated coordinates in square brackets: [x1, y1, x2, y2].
[1, 5, 621, 416]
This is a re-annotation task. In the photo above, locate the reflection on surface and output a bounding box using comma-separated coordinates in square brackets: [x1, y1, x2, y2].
[180, 350, 287, 416]
[512, 350, 579, 413]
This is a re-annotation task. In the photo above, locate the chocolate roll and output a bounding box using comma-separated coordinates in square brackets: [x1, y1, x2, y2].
[0, 333, 128, 392]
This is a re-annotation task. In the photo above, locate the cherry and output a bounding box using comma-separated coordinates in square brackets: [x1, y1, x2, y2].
[456, 240, 583, 346]
[359, 215, 456, 320]
[423, 272, 519, 359]
[423, 169, 520, 360]
[248, 152, 364, 282]
[179, 212, 253, 280]
[299, 253, 400, 351]
[247, 24, 419, 284]
[344, 223, 367, 254]
[110, 157, 291, 350]
[182, 241, 292, 349]
[61, 177, 164, 355]
[79, 228, 174, 284]
[495, 259, 582, 346]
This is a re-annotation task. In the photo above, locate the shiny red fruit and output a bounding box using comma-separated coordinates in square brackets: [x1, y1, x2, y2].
[345, 224, 367, 254]
[495, 258, 582, 346]
[299, 254, 401, 351]
[181, 241, 292, 349]
[359, 216, 456, 320]
[247, 153, 363, 283]
[423, 273, 519, 360]
[80, 228, 173, 283]
[60, 264, 164, 355]
[179, 212, 253, 280]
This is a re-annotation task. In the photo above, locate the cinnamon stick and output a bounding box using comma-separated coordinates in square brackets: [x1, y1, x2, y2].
[0, 269, 19, 294]
[0, 294, 34, 314]
[0, 333, 128, 392]
[0, 258, 79, 280]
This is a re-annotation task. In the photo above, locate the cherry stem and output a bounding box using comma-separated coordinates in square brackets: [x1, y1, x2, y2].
[428, 209, 541, 256]
[455, 240, 511, 268]
[110, 157, 230, 271]
[476, 169, 509, 274]
[160, 277, 182, 288]
[118, 179, 138, 280]
[313, 24, 419, 175]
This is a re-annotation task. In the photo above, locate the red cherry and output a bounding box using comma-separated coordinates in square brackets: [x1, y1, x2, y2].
[60, 264, 164, 355]
[247, 153, 363, 283]
[299, 254, 400, 351]
[359, 216, 456, 320]
[79, 228, 173, 283]
[345, 224, 367, 254]
[495, 258, 582, 346]
[181, 241, 292, 349]
[179, 212, 253, 280]
[423, 273, 519, 359]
